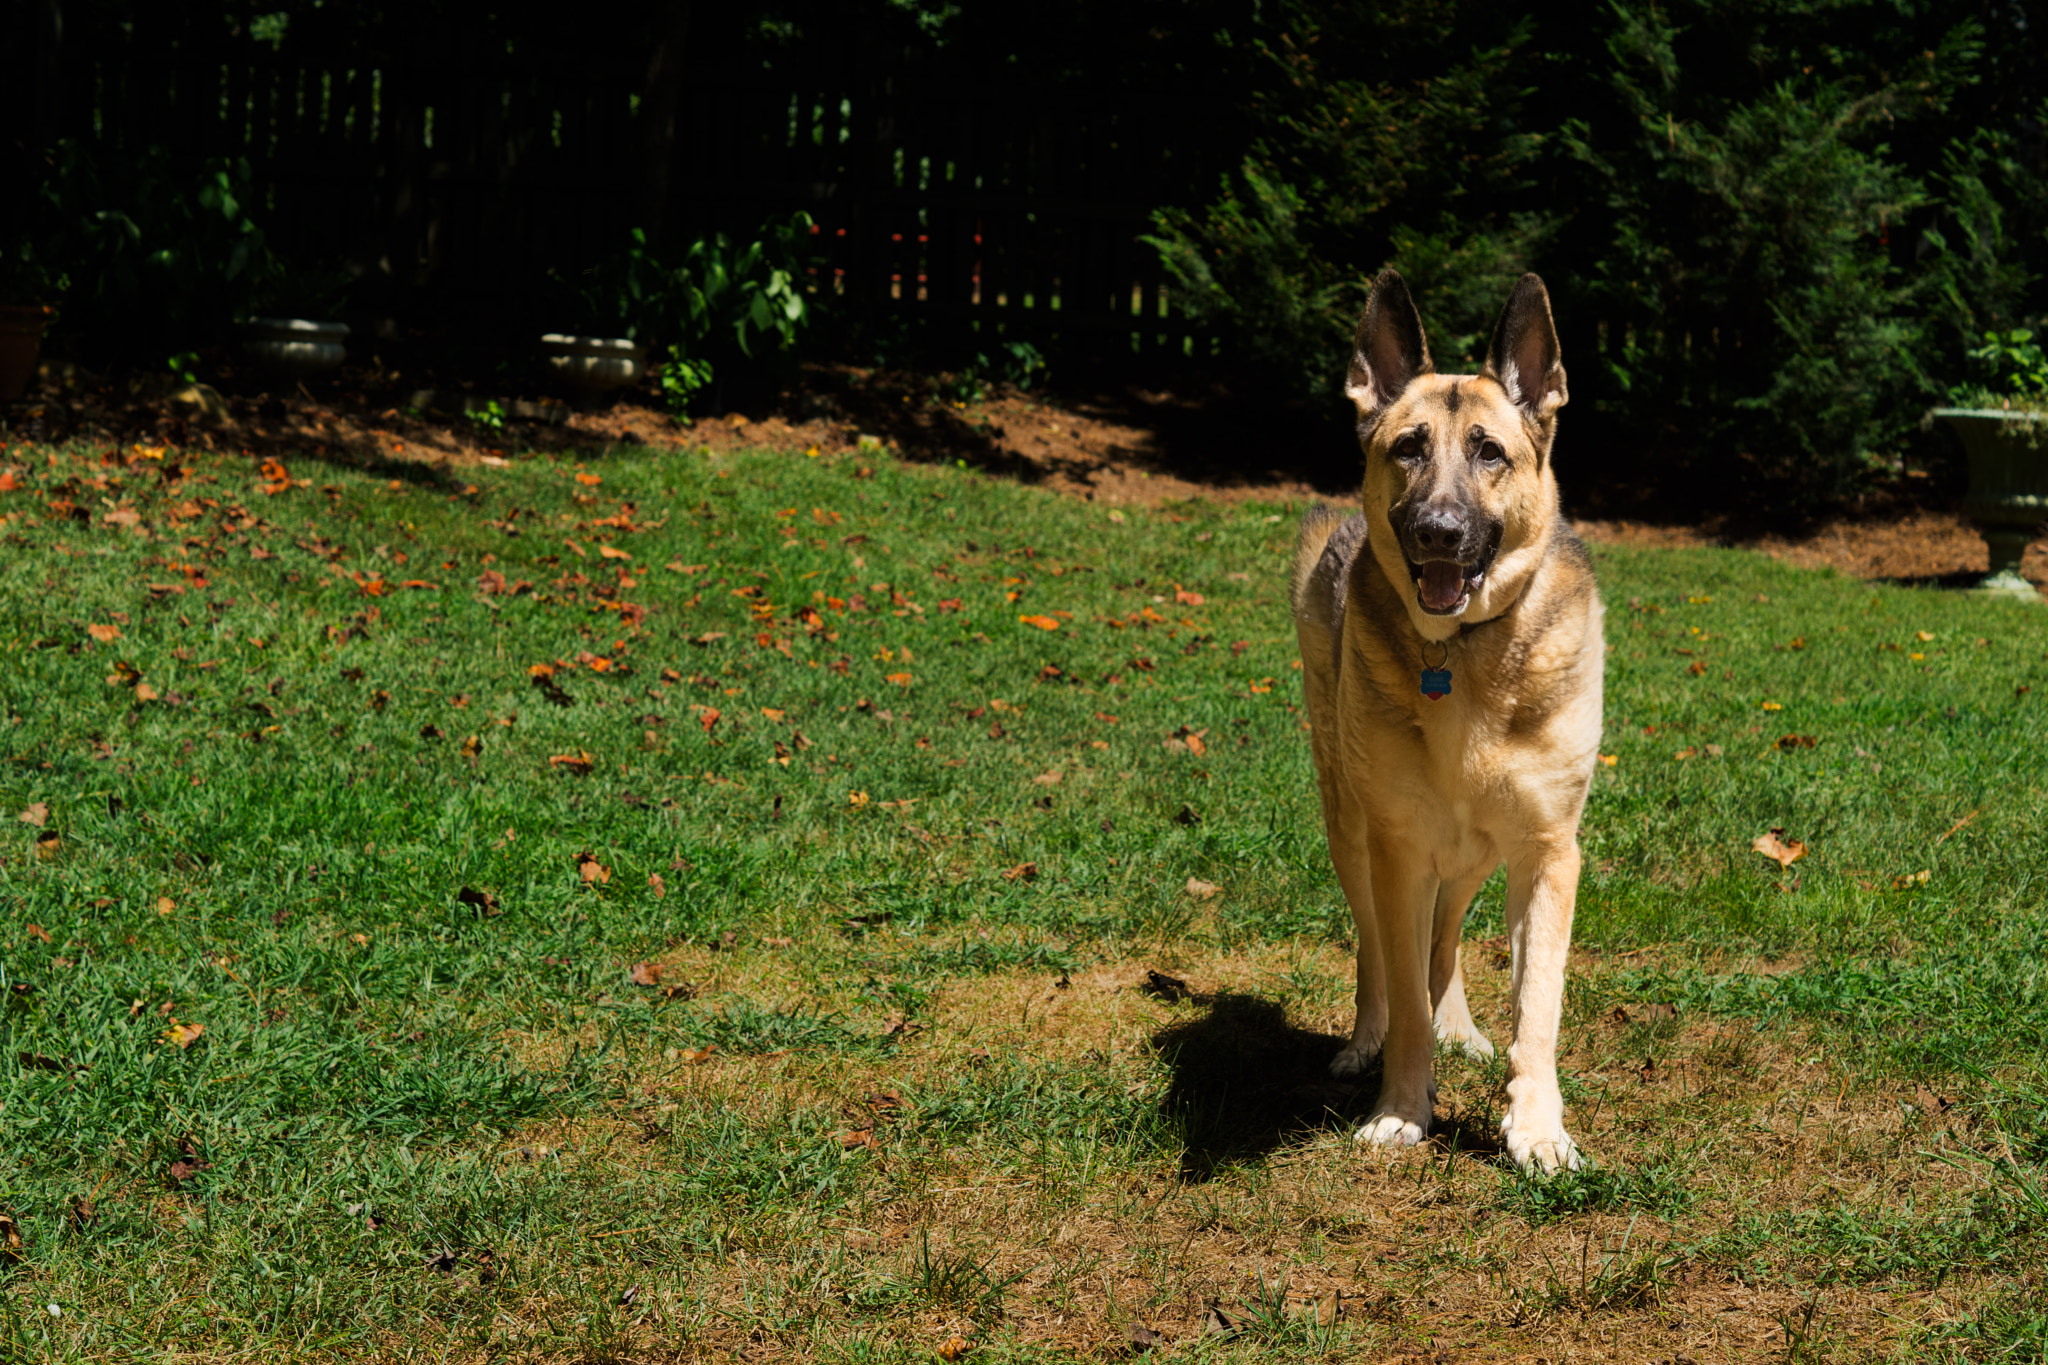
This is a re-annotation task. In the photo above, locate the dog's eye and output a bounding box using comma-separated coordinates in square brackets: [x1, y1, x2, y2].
[1393, 434, 1425, 462]
[1478, 440, 1508, 466]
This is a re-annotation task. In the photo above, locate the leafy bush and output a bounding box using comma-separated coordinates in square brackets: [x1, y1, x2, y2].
[1946, 330, 2048, 409]
[583, 214, 817, 416]
[1145, 0, 2047, 508]
[30, 139, 285, 365]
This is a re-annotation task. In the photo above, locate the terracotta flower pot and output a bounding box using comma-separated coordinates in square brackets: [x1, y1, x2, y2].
[0, 305, 53, 401]
[1929, 407, 2048, 599]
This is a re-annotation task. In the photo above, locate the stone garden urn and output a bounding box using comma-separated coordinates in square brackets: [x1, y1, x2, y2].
[240, 317, 349, 382]
[539, 334, 645, 404]
[1929, 407, 2048, 599]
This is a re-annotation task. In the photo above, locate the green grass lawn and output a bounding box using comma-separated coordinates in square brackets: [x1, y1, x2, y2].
[2, 434, 2046, 1362]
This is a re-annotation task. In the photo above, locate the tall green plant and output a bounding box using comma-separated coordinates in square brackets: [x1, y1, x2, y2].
[586, 214, 816, 416]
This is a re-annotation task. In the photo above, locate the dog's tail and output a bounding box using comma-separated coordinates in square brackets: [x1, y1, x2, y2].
[1290, 503, 1351, 621]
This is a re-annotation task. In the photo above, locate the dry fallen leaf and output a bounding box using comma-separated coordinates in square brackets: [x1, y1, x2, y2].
[162, 1021, 205, 1049]
[577, 852, 612, 884]
[549, 750, 595, 775]
[1142, 970, 1192, 1003]
[86, 623, 121, 643]
[647, 873, 667, 898]
[1031, 770, 1063, 786]
[25, 923, 50, 944]
[1000, 861, 1038, 883]
[1752, 828, 1807, 869]
[1018, 614, 1060, 631]
[1184, 878, 1219, 900]
[17, 802, 48, 827]
[1893, 869, 1931, 889]
[628, 962, 662, 987]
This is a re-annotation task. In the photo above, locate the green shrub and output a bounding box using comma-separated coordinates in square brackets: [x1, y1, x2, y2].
[583, 214, 817, 416]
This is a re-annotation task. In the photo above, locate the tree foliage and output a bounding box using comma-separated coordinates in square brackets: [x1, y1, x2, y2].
[1148, 0, 2048, 506]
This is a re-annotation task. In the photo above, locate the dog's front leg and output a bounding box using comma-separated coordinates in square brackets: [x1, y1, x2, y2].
[1500, 840, 1584, 1173]
[1325, 817, 1387, 1078]
[1354, 833, 1435, 1147]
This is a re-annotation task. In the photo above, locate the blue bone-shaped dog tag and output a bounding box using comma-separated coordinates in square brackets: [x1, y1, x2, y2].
[1419, 668, 1452, 700]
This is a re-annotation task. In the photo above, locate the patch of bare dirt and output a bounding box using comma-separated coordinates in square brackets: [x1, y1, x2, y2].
[9, 358, 2042, 594]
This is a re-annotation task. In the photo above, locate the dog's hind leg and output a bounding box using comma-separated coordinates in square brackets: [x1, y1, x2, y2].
[1429, 868, 1496, 1059]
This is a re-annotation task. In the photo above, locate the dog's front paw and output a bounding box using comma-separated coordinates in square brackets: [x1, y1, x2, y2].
[1501, 1116, 1582, 1174]
[1353, 1110, 1427, 1148]
[1328, 1045, 1376, 1080]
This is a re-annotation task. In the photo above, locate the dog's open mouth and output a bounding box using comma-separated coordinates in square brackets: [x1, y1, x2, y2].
[1407, 539, 1499, 616]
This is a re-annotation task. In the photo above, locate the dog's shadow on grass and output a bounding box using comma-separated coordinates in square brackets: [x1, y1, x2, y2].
[1150, 992, 1503, 1181]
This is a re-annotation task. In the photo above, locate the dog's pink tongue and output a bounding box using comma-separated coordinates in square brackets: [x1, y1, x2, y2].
[1418, 561, 1466, 611]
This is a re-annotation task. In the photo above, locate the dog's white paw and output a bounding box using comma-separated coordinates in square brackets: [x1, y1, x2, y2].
[1501, 1118, 1582, 1174]
[1353, 1111, 1427, 1148]
[1328, 1046, 1375, 1080]
[1436, 1025, 1495, 1059]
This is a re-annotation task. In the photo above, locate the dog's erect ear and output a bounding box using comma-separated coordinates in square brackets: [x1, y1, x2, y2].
[1345, 269, 1433, 416]
[1483, 273, 1567, 419]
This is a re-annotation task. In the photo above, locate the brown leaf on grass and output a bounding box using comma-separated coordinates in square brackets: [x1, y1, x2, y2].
[1142, 970, 1192, 1003]
[456, 885, 501, 917]
[1018, 614, 1061, 631]
[1031, 770, 1063, 787]
[35, 831, 60, 860]
[162, 1021, 205, 1049]
[1173, 806, 1201, 827]
[167, 1132, 211, 1184]
[461, 734, 483, 759]
[17, 802, 47, 826]
[1752, 828, 1807, 868]
[1893, 869, 1931, 889]
[1775, 733, 1818, 750]
[1184, 878, 1219, 900]
[838, 1128, 880, 1151]
[86, 623, 121, 643]
[628, 961, 662, 987]
[881, 1012, 926, 1038]
[577, 852, 612, 884]
[689, 631, 727, 646]
[550, 750, 596, 775]
[1000, 861, 1038, 883]
[937, 1335, 973, 1361]
[1124, 1326, 1167, 1355]
[0, 1214, 21, 1266]
[647, 873, 666, 898]
[68, 1195, 95, 1230]
[25, 924, 50, 944]
[675, 1044, 717, 1063]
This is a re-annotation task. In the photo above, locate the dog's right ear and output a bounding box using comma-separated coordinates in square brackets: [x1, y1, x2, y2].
[1345, 269, 1433, 417]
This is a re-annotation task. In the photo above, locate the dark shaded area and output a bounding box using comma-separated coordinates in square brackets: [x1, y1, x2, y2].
[1150, 993, 1369, 1179]
[1152, 993, 1509, 1179]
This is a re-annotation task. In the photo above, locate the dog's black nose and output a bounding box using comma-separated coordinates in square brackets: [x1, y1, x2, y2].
[1409, 506, 1467, 557]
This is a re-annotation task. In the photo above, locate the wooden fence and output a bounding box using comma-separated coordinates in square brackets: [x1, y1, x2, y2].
[9, 9, 1229, 359]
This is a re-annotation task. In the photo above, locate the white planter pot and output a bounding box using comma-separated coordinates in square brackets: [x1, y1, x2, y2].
[240, 317, 349, 380]
[1929, 407, 2048, 599]
[540, 334, 645, 400]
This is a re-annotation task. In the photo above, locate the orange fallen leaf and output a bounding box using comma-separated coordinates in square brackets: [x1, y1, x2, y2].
[937, 1335, 972, 1361]
[1018, 614, 1060, 631]
[578, 851, 612, 884]
[885, 671, 914, 686]
[1001, 861, 1038, 883]
[597, 545, 631, 560]
[1174, 589, 1205, 606]
[575, 472, 602, 485]
[1597, 753, 1618, 767]
[549, 750, 595, 775]
[86, 623, 121, 643]
[760, 707, 787, 722]
[628, 961, 662, 986]
[1031, 770, 1063, 786]
[25, 923, 50, 943]
[648, 873, 667, 897]
[18, 802, 48, 827]
[1185, 878, 1219, 899]
[162, 1021, 205, 1049]
[1751, 828, 1807, 869]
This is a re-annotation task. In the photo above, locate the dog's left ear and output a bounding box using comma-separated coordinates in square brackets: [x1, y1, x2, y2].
[1483, 274, 1567, 421]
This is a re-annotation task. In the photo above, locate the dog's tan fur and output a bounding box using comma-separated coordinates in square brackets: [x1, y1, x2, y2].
[1291, 270, 1603, 1172]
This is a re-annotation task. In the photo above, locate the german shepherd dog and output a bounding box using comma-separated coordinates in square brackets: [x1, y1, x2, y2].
[1291, 269, 1602, 1173]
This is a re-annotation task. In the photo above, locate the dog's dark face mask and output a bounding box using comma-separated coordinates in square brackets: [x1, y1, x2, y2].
[1385, 414, 1508, 616]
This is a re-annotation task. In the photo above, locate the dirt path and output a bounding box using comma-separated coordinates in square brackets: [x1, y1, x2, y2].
[10, 360, 2044, 595]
